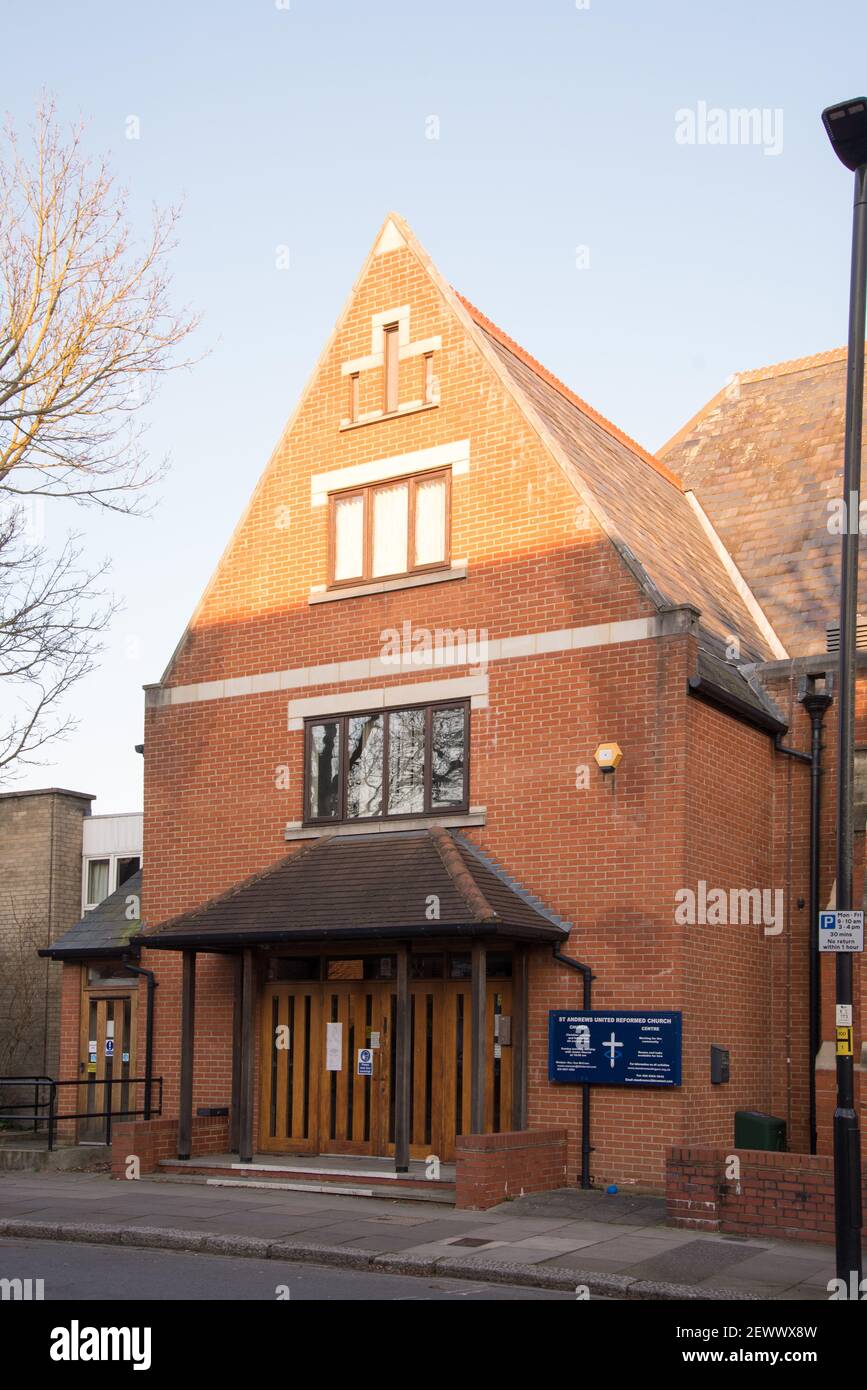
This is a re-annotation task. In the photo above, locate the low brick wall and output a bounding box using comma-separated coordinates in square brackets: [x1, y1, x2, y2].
[110, 1115, 229, 1179]
[455, 1128, 568, 1209]
[666, 1144, 867, 1245]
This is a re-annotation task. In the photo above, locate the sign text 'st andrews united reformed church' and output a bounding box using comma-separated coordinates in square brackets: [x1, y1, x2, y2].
[548, 1011, 683, 1086]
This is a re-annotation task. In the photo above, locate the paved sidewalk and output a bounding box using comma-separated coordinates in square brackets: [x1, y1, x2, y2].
[0, 1170, 837, 1300]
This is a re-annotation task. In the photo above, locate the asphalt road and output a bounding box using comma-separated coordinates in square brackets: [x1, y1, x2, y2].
[0, 1238, 579, 1301]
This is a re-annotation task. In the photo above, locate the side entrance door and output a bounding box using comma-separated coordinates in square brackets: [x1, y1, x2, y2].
[78, 993, 136, 1143]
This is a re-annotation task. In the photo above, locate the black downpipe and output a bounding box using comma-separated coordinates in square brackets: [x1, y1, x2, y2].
[774, 682, 832, 1154]
[123, 961, 157, 1120]
[805, 689, 833, 1155]
[552, 945, 594, 1189]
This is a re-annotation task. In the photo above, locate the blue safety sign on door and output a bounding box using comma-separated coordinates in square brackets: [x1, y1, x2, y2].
[357, 1048, 373, 1077]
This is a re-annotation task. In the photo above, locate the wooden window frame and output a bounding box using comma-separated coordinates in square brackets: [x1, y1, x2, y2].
[303, 698, 470, 826]
[327, 466, 451, 588]
[383, 321, 400, 414]
[423, 351, 435, 405]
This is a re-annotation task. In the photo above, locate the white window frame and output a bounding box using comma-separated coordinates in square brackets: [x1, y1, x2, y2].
[82, 852, 142, 914]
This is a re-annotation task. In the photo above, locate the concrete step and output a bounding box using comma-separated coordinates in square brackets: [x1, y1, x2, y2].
[0, 1144, 110, 1173]
[155, 1159, 455, 1204]
[207, 1175, 454, 1202]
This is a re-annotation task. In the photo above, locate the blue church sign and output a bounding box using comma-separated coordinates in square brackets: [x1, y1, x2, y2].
[548, 1010, 682, 1087]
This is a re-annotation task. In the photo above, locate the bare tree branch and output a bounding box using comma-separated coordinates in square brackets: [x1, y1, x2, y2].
[0, 504, 114, 776]
[0, 98, 199, 511]
[0, 99, 199, 776]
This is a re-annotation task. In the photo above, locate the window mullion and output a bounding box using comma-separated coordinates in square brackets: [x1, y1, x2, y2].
[382, 708, 391, 819]
[303, 722, 310, 820]
[408, 476, 417, 572]
[423, 704, 433, 813]
[339, 716, 347, 820]
[363, 487, 372, 582]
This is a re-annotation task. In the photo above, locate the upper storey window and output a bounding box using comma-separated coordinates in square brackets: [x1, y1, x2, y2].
[383, 322, 400, 414]
[329, 468, 450, 586]
[305, 699, 469, 824]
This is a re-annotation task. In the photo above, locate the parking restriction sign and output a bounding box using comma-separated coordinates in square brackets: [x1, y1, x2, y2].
[818, 910, 864, 952]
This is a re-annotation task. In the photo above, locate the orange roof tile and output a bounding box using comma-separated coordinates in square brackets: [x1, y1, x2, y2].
[739, 345, 850, 383]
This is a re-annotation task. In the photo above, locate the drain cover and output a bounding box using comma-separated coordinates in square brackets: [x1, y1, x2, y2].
[450, 1237, 494, 1248]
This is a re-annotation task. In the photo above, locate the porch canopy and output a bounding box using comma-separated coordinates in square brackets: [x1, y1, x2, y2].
[139, 827, 569, 951]
[137, 828, 568, 1169]
[42, 869, 142, 961]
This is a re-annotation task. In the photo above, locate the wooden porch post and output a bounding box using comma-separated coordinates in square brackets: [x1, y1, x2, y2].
[394, 944, 410, 1171]
[177, 950, 196, 1159]
[511, 945, 529, 1131]
[470, 939, 487, 1133]
[238, 947, 255, 1163]
[230, 952, 242, 1153]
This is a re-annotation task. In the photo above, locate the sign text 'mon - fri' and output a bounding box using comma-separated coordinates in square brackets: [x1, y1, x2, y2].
[818, 910, 864, 953]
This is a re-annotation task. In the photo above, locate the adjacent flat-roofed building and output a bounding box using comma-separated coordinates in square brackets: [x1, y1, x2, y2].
[0, 790, 141, 1083]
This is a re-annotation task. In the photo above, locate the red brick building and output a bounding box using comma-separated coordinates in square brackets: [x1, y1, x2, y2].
[46, 216, 865, 1195]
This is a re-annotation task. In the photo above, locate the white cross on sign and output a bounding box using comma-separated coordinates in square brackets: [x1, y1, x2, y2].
[604, 1032, 623, 1068]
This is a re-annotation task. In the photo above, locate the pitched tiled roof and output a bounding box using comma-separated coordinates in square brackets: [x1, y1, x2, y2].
[456, 293, 682, 487]
[140, 829, 569, 949]
[740, 346, 850, 384]
[43, 871, 142, 959]
[660, 349, 866, 658]
[458, 294, 778, 664]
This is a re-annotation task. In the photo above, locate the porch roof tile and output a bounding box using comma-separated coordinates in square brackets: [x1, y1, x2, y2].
[138, 829, 569, 950]
[41, 870, 142, 959]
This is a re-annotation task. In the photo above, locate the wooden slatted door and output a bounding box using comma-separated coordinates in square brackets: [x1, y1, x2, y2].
[258, 977, 513, 1162]
[413, 981, 513, 1161]
[78, 994, 136, 1143]
[259, 984, 322, 1153]
[403, 981, 446, 1159]
[319, 983, 392, 1155]
[437, 983, 472, 1158]
[485, 981, 513, 1137]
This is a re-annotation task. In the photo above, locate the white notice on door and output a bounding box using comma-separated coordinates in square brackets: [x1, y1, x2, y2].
[326, 1021, 343, 1071]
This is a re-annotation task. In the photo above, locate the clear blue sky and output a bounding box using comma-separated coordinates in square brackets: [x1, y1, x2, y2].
[4, 0, 866, 811]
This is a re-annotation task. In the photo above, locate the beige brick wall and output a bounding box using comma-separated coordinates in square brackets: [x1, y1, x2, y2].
[0, 789, 92, 1078]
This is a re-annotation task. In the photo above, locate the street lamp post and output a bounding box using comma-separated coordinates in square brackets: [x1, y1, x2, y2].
[821, 96, 867, 1291]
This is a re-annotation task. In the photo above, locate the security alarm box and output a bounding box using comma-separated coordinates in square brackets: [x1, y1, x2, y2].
[710, 1045, 730, 1084]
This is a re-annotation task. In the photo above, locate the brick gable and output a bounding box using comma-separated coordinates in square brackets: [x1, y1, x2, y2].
[160, 216, 643, 696]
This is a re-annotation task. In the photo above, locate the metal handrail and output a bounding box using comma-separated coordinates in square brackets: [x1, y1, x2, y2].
[0, 1076, 55, 1136]
[0, 1075, 163, 1151]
